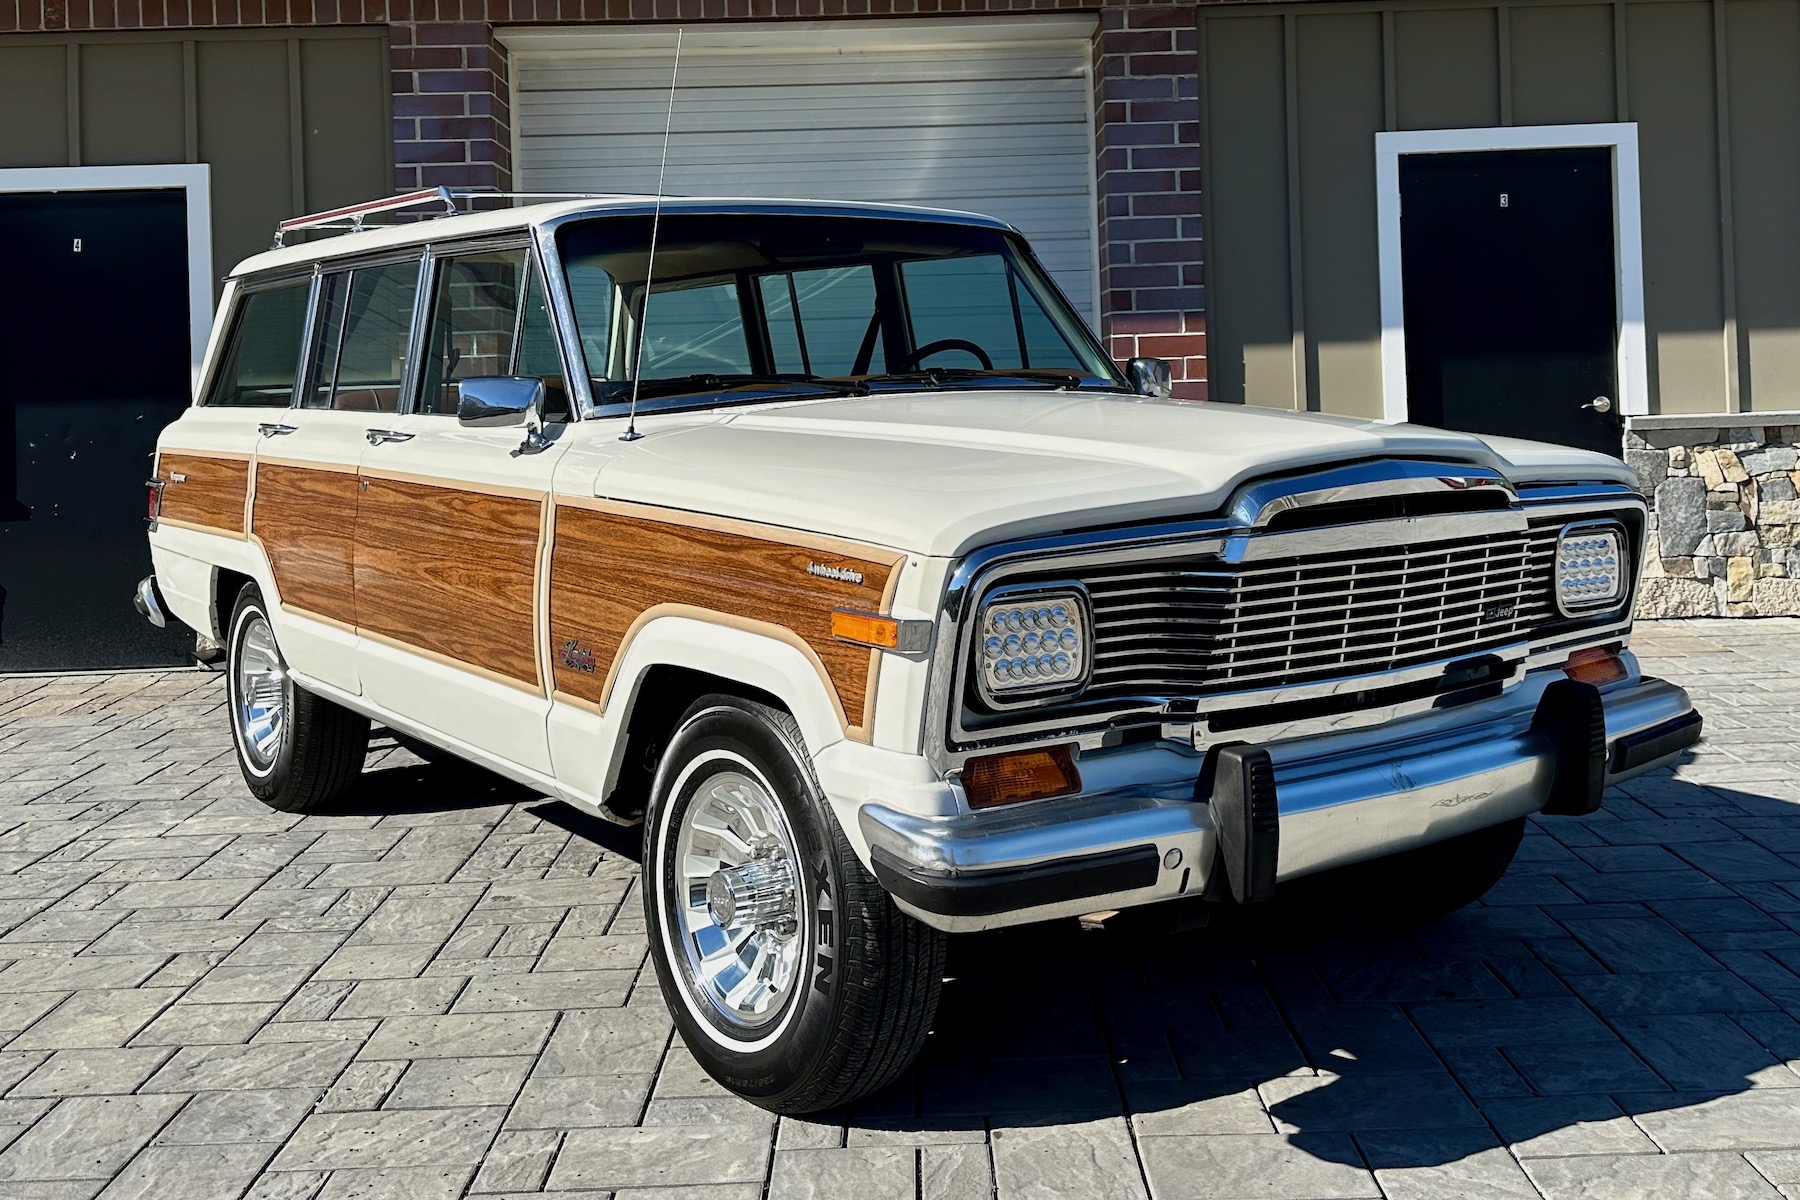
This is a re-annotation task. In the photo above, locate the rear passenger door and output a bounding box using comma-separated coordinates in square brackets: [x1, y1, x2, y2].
[350, 241, 572, 777]
[251, 253, 425, 695]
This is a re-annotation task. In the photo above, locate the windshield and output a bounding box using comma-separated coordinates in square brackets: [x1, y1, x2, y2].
[552, 213, 1128, 416]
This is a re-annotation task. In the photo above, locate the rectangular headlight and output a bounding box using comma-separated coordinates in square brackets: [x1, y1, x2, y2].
[978, 588, 1091, 699]
[1556, 523, 1627, 614]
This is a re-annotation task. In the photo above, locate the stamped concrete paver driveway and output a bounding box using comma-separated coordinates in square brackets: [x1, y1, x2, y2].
[0, 618, 1797, 1200]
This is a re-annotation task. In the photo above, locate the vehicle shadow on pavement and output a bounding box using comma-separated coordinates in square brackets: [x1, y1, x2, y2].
[845, 770, 1800, 1174]
[320, 730, 544, 817]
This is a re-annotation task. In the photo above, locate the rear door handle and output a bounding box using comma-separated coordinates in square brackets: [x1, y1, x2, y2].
[257, 422, 298, 437]
[365, 428, 415, 446]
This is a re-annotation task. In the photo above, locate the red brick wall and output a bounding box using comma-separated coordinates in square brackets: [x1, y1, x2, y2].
[1094, 3, 1205, 399]
[10, 0, 1206, 395]
[392, 20, 513, 192]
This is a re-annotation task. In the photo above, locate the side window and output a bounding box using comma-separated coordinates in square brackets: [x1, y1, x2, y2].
[516, 263, 562, 379]
[563, 261, 618, 378]
[899, 254, 1083, 371]
[640, 280, 752, 376]
[758, 266, 883, 377]
[419, 249, 529, 416]
[205, 282, 310, 407]
[305, 259, 421, 413]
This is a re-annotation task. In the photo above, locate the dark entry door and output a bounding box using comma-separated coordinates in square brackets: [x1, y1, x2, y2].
[1399, 148, 1623, 457]
[0, 189, 196, 671]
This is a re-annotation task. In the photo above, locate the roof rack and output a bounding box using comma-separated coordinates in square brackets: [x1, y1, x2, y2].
[271, 187, 647, 247]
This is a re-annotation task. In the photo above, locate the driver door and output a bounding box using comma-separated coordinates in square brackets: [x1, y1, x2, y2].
[349, 242, 572, 777]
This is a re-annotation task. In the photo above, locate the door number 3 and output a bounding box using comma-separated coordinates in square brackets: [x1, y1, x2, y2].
[1498, 193, 1509, 208]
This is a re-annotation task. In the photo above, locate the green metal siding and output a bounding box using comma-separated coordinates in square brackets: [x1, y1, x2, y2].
[1200, 0, 1800, 416]
[0, 29, 390, 294]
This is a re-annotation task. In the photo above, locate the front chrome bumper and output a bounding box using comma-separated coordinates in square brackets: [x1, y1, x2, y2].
[860, 668, 1699, 932]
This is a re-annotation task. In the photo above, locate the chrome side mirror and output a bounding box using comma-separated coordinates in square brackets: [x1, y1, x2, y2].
[1126, 357, 1173, 399]
[458, 376, 544, 427]
[458, 376, 549, 453]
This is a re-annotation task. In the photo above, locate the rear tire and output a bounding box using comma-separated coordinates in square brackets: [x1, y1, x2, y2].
[226, 584, 370, 814]
[642, 695, 946, 1114]
[1348, 816, 1527, 921]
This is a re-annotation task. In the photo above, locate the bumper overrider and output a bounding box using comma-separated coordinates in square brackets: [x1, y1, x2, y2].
[860, 664, 1700, 932]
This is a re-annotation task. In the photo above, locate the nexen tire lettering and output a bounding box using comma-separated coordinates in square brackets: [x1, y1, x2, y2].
[811, 868, 835, 996]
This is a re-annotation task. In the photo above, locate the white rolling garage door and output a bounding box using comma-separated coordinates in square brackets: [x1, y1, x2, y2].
[502, 18, 1101, 324]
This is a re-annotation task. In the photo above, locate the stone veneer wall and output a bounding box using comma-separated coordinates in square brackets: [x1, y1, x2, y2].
[1629, 416, 1800, 618]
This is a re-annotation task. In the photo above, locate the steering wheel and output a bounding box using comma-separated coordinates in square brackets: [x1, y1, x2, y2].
[896, 338, 994, 372]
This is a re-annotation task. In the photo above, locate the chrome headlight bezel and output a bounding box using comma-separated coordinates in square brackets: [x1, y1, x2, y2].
[973, 582, 1094, 707]
[1555, 519, 1629, 616]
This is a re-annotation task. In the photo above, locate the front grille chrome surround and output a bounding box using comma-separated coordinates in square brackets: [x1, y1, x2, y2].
[1082, 528, 1543, 700]
[924, 465, 1645, 774]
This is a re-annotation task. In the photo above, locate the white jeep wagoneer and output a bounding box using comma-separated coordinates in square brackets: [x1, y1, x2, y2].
[140, 190, 1701, 1113]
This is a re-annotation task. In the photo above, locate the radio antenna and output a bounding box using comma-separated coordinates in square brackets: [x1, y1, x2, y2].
[621, 27, 683, 443]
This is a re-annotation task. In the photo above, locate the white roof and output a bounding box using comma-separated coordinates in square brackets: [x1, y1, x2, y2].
[230, 195, 1014, 279]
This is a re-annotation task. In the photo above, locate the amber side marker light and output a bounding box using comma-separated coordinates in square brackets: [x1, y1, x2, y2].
[961, 745, 1082, 810]
[831, 609, 931, 653]
[1564, 646, 1627, 687]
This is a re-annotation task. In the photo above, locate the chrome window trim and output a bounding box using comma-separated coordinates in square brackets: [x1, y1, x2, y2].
[919, 466, 1649, 776]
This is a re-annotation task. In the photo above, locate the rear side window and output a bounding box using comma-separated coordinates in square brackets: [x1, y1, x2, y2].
[306, 259, 422, 413]
[206, 282, 309, 407]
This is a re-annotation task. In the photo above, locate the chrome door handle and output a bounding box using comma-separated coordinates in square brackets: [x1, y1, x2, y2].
[365, 428, 415, 445]
[257, 422, 297, 437]
[1583, 396, 1613, 414]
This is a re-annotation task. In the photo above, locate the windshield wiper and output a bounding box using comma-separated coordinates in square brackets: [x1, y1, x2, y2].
[598, 373, 870, 403]
[865, 368, 1118, 391]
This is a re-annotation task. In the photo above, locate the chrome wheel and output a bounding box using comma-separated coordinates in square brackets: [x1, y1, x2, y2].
[671, 767, 805, 1034]
[234, 612, 288, 772]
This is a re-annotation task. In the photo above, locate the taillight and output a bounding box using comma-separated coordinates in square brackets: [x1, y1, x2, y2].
[146, 479, 164, 527]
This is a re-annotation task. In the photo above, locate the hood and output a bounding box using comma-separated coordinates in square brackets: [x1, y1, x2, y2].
[593, 392, 1637, 557]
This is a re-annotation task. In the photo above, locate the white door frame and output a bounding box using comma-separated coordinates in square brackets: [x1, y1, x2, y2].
[0, 164, 214, 397]
[1374, 123, 1647, 425]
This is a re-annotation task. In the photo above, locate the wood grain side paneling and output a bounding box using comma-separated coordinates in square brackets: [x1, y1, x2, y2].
[157, 451, 249, 536]
[252, 462, 360, 626]
[355, 475, 544, 690]
[548, 503, 899, 736]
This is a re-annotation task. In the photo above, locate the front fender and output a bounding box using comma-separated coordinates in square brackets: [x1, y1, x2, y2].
[549, 611, 863, 809]
[609, 613, 853, 754]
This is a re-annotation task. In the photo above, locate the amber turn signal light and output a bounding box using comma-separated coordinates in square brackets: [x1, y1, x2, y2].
[1563, 646, 1627, 686]
[832, 610, 902, 649]
[831, 609, 930, 654]
[961, 745, 1082, 810]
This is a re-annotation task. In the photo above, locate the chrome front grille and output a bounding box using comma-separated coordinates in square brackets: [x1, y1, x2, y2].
[1077, 524, 1563, 701]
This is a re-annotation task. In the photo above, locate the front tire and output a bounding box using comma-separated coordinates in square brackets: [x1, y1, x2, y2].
[226, 584, 369, 813]
[643, 695, 946, 1114]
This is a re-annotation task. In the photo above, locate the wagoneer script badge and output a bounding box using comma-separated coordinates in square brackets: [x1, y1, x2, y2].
[807, 562, 865, 586]
[559, 639, 597, 674]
